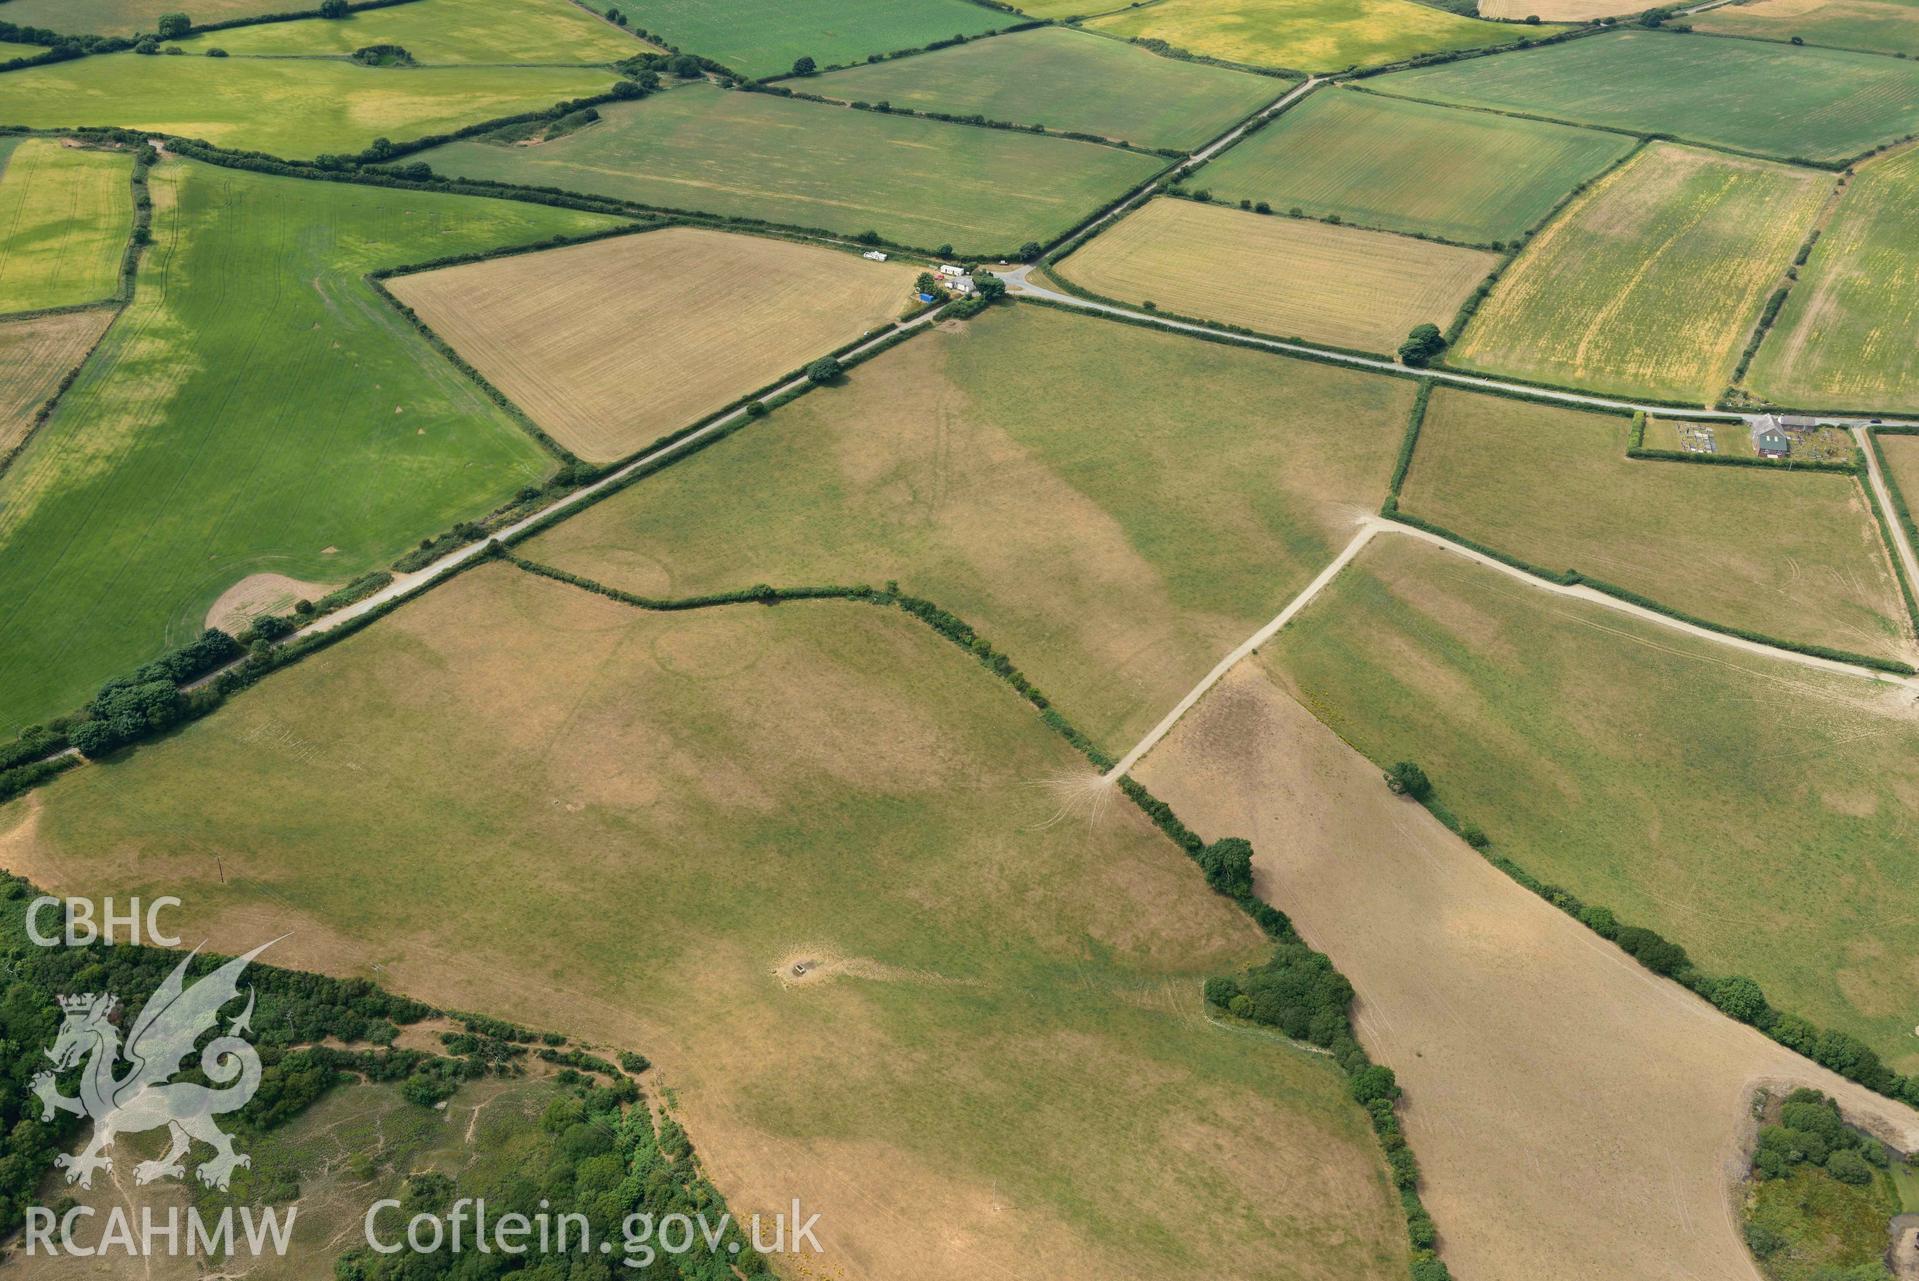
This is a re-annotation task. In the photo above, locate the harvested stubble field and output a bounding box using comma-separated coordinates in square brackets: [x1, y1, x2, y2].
[1399, 388, 1910, 660]
[1135, 563, 1919, 1280]
[1695, 0, 1919, 57]
[1454, 143, 1828, 402]
[0, 0, 297, 34]
[600, 0, 1003, 78]
[1749, 146, 1919, 411]
[1195, 89, 1635, 245]
[1052, 196, 1497, 353]
[1253, 533, 1919, 1075]
[386, 226, 918, 464]
[806, 26, 1286, 152]
[163, 0, 644, 64]
[1087, 0, 1558, 73]
[0, 53, 613, 160]
[0, 158, 618, 732]
[527, 303, 1416, 748]
[1373, 30, 1919, 163]
[0, 309, 114, 457]
[0, 139, 131, 313]
[0, 559, 1414, 1281]
[417, 83, 1162, 256]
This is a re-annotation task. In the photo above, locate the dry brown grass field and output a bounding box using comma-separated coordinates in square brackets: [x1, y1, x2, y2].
[1454, 143, 1830, 402]
[1, 560, 1412, 1281]
[525, 303, 1416, 749]
[1136, 540, 1919, 1281]
[1051, 197, 1497, 354]
[0, 309, 113, 457]
[1398, 387, 1911, 660]
[385, 227, 917, 463]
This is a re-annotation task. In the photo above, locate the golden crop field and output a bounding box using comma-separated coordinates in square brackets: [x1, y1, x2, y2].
[386, 226, 918, 464]
[0, 309, 114, 457]
[1455, 143, 1829, 402]
[1748, 145, 1919, 410]
[1694, 0, 1919, 57]
[1479, 0, 1649, 17]
[1052, 197, 1497, 353]
[0, 139, 131, 312]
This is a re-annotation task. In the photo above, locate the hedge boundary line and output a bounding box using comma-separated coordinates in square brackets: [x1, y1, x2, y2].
[1381, 380, 1433, 514]
[1386, 509, 1918, 673]
[0, 138, 154, 482]
[1396, 768, 1919, 1115]
[745, 79, 1179, 159]
[507, 551, 1457, 1279]
[1117, 776, 1455, 1280]
[1862, 428, 1919, 637]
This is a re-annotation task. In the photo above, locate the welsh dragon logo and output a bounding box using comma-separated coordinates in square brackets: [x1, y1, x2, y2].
[32, 940, 276, 1191]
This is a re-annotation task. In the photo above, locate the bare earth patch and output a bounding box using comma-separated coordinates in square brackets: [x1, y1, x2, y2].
[1135, 663, 1919, 1281]
[205, 571, 339, 632]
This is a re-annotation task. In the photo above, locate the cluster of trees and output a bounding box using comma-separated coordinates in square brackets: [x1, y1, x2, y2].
[334, 1076, 763, 1279]
[1397, 324, 1447, 367]
[1752, 1089, 1896, 1185]
[0, 873, 456, 1236]
[68, 628, 240, 758]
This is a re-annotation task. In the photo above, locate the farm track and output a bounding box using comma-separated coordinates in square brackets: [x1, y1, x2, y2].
[1858, 424, 1919, 600]
[1107, 514, 1919, 781]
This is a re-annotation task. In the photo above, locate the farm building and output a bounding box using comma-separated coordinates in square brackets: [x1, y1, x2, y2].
[1750, 415, 1791, 457]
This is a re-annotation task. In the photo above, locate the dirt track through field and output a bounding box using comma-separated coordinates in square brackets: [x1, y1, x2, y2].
[1135, 665, 1919, 1281]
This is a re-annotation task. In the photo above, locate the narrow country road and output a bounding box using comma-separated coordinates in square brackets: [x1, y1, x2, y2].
[186, 307, 951, 692]
[999, 266, 1919, 430]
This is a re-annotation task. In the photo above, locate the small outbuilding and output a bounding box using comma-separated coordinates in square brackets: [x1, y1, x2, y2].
[862, 250, 889, 262]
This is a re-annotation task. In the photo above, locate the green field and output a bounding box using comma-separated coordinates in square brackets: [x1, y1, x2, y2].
[7, 559, 1413, 1281]
[1267, 534, 1919, 1073]
[1399, 388, 1910, 659]
[1195, 89, 1635, 244]
[1088, 0, 1562, 73]
[1371, 30, 1919, 162]
[1455, 143, 1828, 402]
[0, 40, 46, 59]
[1696, 0, 1919, 58]
[1749, 145, 1919, 411]
[164, 0, 643, 63]
[0, 139, 131, 312]
[419, 83, 1163, 254]
[806, 27, 1284, 151]
[0, 158, 619, 732]
[0, 0, 299, 35]
[1746, 1164, 1908, 1281]
[527, 303, 1416, 748]
[0, 51, 613, 159]
[601, 0, 1004, 77]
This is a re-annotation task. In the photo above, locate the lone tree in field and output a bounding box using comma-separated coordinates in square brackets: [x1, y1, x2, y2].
[1384, 761, 1430, 799]
[805, 357, 843, 385]
[1397, 323, 1446, 367]
[156, 11, 191, 37]
[791, 55, 816, 75]
[319, 0, 349, 15]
